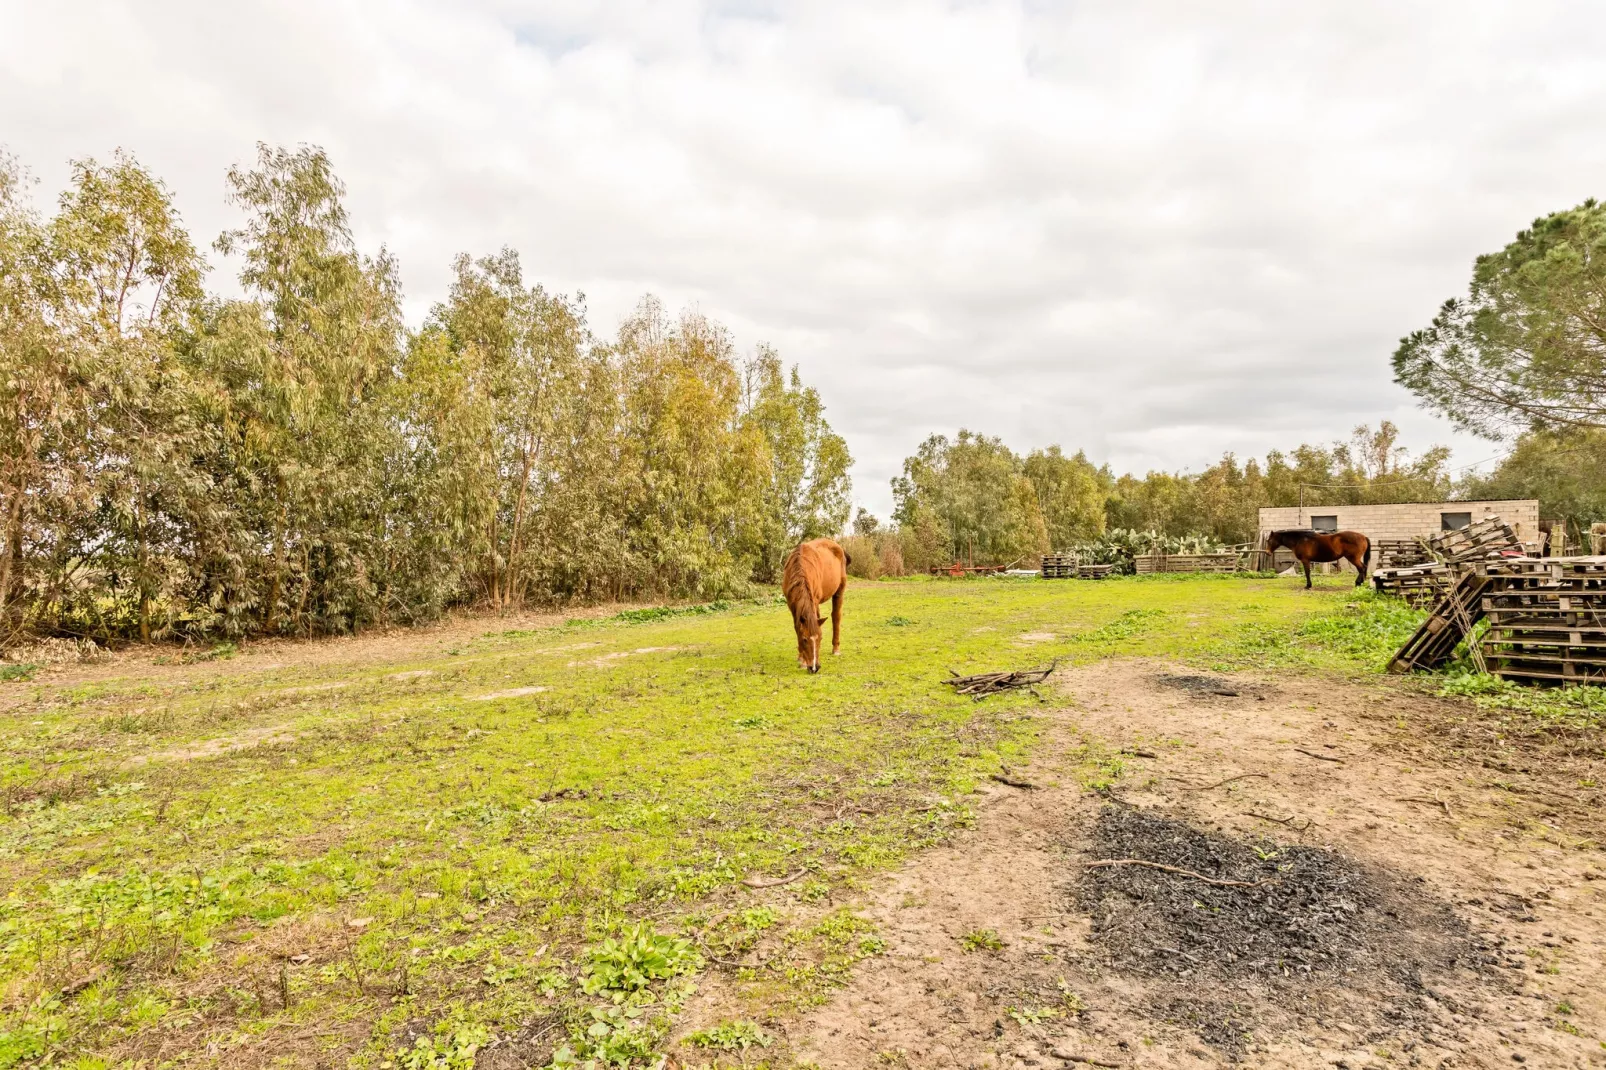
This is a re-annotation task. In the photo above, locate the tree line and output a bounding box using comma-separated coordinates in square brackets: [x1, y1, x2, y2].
[5, 142, 1599, 636]
[0, 145, 851, 643]
[842, 422, 1454, 575]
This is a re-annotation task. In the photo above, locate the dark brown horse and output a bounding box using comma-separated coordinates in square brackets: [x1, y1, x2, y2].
[781, 538, 849, 673]
[1263, 529, 1372, 589]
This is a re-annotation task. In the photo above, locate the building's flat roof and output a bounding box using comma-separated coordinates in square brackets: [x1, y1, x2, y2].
[1258, 499, 1536, 509]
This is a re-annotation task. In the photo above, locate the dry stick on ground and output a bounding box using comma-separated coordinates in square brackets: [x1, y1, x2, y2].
[1053, 1052, 1125, 1069]
[1244, 810, 1315, 832]
[1084, 859, 1276, 889]
[1398, 793, 1454, 819]
[990, 773, 1037, 789]
[1295, 748, 1346, 763]
[740, 869, 809, 889]
[944, 660, 1060, 698]
[1183, 771, 1268, 792]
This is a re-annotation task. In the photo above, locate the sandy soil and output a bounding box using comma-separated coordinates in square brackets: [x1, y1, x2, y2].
[785, 661, 1606, 1070]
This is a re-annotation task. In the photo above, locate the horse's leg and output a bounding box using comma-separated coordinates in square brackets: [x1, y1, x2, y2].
[1302, 556, 1312, 590]
[830, 585, 843, 655]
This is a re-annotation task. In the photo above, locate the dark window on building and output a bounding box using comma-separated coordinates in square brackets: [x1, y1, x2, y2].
[1311, 515, 1338, 532]
[1441, 512, 1472, 531]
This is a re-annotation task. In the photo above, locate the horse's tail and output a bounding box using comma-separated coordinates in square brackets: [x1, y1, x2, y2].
[1361, 537, 1372, 575]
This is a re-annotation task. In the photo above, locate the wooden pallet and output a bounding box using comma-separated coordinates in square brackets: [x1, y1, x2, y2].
[1078, 563, 1116, 580]
[1134, 553, 1240, 574]
[1470, 556, 1606, 686]
[1373, 538, 1434, 569]
[1372, 564, 1451, 608]
[1041, 553, 1078, 579]
[1388, 570, 1490, 673]
[1428, 516, 1522, 565]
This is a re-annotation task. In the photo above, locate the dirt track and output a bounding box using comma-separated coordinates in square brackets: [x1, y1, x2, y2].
[788, 661, 1606, 1069]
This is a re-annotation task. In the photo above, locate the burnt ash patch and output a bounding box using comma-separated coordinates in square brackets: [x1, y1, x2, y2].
[1154, 673, 1267, 699]
[1073, 804, 1497, 1058]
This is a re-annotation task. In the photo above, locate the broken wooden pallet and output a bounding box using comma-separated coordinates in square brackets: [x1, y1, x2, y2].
[1428, 516, 1522, 565]
[1388, 570, 1491, 673]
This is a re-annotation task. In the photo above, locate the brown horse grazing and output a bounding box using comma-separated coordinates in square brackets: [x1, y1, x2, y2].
[782, 538, 850, 673]
[1264, 529, 1372, 590]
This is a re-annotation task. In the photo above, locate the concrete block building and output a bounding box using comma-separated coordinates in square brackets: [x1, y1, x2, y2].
[1257, 499, 1541, 571]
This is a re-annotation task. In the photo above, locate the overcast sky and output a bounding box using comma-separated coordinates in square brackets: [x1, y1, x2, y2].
[4, 1, 1602, 517]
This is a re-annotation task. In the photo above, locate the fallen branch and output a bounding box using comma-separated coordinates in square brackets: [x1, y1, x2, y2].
[741, 869, 809, 889]
[1084, 859, 1275, 889]
[1184, 772, 1267, 792]
[1294, 748, 1345, 763]
[990, 773, 1037, 790]
[1121, 748, 1159, 759]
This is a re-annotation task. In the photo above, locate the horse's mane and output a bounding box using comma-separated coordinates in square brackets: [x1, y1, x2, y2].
[1271, 528, 1322, 538]
[781, 547, 818, 618]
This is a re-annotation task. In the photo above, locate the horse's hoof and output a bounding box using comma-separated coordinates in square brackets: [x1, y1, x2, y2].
[831, 649, 841, 656]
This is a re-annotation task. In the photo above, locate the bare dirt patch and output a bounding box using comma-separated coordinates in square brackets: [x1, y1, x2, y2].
[0, 602, 639, 706]
[568, 645, 680, 668]
[128, 723, 298, 764]
[470, 685, 551, 700]
[784, 661, 1606, 1069]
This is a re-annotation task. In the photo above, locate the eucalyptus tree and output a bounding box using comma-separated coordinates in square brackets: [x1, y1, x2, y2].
[426, 248, 595, 607]
[615, 299, 769, 597]
[892, 431, 1048, 565]
[1023, 445, 1108, 549]
[740, 346, 852, 582]
[0, 152, 51, 636]
[197, 142, 403, 634]
[44, 152, 205, 640]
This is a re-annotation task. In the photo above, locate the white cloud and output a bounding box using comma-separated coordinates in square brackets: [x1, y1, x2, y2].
[4, 0, 1602, 515]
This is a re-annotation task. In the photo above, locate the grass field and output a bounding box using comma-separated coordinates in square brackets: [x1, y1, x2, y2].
[0, 574, 1425, 1069]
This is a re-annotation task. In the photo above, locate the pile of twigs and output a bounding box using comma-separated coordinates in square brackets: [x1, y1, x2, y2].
[944, 659, 1060, 699]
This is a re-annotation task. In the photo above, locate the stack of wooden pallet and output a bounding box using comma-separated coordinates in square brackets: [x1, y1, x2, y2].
[1371, 563, 1452, 608]
[1428, 516, 1523, 566]
[1373, 538, 1434, 569]
[1477, 556, 1606, 684]
[1040, 553, 1078, 579]
[1133, 553, 1240, 574]
[1040, 553, 1118, 580]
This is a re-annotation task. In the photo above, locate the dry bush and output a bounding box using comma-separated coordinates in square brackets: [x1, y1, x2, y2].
[878, 539, 906, 577]
[840, 535, 882, 579]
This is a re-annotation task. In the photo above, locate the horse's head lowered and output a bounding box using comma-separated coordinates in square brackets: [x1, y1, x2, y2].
[789, 588, 822, 673]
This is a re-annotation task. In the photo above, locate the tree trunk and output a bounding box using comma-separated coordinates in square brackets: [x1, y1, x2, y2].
[137, 497, 150, 644]
[504, 432, 539, 608]
[264, 475, 288, 633]
[0, 478, 23, 629]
